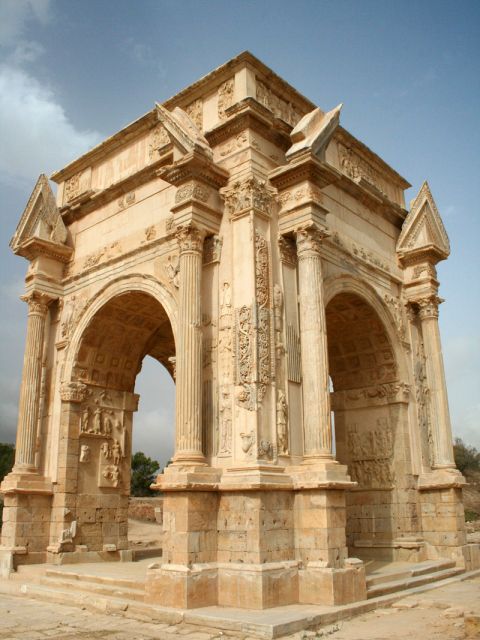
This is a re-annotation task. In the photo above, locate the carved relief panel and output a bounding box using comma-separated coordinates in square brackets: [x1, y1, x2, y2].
[76, 386, 133, 495]
[347, 418, 395, 489]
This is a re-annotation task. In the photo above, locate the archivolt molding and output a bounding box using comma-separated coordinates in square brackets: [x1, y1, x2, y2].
[62, 273, 178, 385]
[323, 274, 410, 382]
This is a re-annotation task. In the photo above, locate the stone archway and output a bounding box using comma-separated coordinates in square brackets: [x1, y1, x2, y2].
[53, 290, 176, 554]
[326, 290, 418, 562]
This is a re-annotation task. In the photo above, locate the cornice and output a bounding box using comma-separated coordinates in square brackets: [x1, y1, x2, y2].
[59, 151, 174, 224]
[269, 152, 342, 191]
[158, 150, 229, 190]
[50, 109, 158, 184]
[337, 174, 407, 228]
[335, 126, 411, 190]
[163, 51, 316, 116]
[15, 237, 73, 263]
[205, 97, 292, 150]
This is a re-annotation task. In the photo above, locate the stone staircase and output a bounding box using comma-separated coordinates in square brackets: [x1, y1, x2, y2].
[366, 559, 464, 598]
[39, 567, 147, 603]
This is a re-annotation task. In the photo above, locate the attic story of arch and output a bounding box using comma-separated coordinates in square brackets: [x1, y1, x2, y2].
[2, 52, 478, 610]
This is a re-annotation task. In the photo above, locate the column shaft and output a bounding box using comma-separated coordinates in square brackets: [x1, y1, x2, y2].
[418, 296, 455, 469]
[296, 228, 332, 458]
[173, 225, 205, 464]
[14, 293, 49, 471]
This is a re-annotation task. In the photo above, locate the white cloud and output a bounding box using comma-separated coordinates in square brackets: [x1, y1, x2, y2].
[0, 0, 51, 47]
[0, 64, 102, 188]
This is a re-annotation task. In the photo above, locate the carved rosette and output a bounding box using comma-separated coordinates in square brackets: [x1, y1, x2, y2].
[176, 224, 205, 255]
[60, 381, 88, 403]
[222, 176, 274, 219]
[417, 295, 442, 320]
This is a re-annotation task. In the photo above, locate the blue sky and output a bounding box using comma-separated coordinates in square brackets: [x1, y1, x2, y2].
[0, 0, 479, 466]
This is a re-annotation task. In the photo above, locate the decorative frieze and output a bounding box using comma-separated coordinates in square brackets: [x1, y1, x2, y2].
[218, 78, 234, 120]
[222, 176, 274, 219]
[148, 124, 170, 160]
[117, 191, 135, 210]
[256, 79, 303, 127]
[175, 183, 210, 204]
[60, 381, 87, 403]
[338, 143, 388, 197]
[185, 98, 203, 130]
[64, 172, 82, 203]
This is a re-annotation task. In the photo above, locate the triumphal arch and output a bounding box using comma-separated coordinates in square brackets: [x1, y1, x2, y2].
[2, 53, 478, 609]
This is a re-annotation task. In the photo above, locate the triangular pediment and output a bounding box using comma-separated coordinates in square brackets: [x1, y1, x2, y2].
[397, 181, 450, 260]
[10, 174, 68, 256]
[155, 103, 212, 159]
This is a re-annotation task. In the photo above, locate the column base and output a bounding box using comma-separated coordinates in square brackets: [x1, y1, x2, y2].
[145, 563, 217, 608]
[151, 465, 221, 491]
[299, 558, 366, 605]
[0, 471, 53, 495]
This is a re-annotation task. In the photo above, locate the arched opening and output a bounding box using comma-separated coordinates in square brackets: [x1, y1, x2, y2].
[71, 290, 175, 553]
[326, 291, 399, 562]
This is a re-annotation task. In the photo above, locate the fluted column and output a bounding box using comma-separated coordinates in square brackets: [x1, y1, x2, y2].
[173, 224, 206, 465]
[417, 295, 456, 469]
[296, 227, 333, 459]
[14, 292, 51, 472]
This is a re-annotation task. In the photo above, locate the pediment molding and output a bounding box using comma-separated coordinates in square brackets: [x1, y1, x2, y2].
[397, 181, 450, 264]
[10, 175, 69, 260]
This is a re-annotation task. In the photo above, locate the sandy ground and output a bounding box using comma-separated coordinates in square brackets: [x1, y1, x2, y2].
[127, 518, 163, 549]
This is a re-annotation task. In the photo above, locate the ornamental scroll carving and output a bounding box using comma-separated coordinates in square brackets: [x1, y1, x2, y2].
[276, 389, 289, 455]
[222, 176, 274, 219]
[235, 233, 273, 410]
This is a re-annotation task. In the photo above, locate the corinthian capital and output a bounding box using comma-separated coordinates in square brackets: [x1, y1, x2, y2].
[175, 224, 205, 254]
[21, 291, 53, 316]
[295, 226, 329, 257]
[417, 295, 443, 320]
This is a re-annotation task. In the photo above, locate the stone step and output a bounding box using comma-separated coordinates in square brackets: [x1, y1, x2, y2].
[131, 547, 163, 561]
[366, 559, 456, 587]
[40, 575, 146, 602]
[44, 568, 146, 591]
[367, 566, 464, 598]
